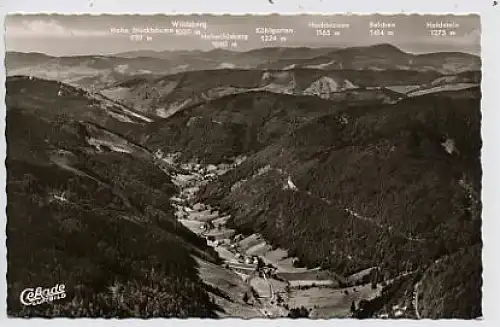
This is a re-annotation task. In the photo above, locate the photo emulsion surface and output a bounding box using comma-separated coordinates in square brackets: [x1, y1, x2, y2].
[5, 14, 482, 319]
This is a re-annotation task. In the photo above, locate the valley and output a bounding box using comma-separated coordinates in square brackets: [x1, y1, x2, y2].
[160, 154, 386, 318]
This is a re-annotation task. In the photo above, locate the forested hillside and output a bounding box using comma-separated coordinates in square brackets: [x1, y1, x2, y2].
[6, 77, 221, 317]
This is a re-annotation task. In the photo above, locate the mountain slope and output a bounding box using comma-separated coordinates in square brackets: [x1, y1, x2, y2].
[139, 91, 343, 163]
[405, 70, 481, 98]
[258, 44, 480, 74]
[6, 78, 223, 317]
[100, 68, 440, 118]
[417, 244, 482, 318]
[6, 76, 153, 125]
[194, 89, 482, 318]
[5, 52, 174, 89]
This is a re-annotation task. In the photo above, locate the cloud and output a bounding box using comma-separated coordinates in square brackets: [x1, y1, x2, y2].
[7, 19, 111, 38]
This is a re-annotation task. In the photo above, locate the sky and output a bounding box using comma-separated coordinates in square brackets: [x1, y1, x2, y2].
[5, 14, 481, 56]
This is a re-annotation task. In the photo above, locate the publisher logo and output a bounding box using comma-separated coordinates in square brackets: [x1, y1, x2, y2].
[20, 284, 66, 306]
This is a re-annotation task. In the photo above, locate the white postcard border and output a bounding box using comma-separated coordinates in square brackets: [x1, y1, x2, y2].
[0, 0, 498, 326]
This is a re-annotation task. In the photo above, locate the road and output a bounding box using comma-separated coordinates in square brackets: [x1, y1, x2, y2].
[303, 190, 426, 243]
[168, 156, 416, 318]
[161, 153, 432, 319]
[263, 273, 274, 302]
[167, 156, 287, 317]
[413, 280, 422, 319]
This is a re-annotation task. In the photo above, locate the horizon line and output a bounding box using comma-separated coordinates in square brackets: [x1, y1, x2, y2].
[6, 42, 481, 58]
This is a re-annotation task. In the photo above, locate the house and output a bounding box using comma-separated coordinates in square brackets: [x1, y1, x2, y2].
[154, 149, 164, 159]
[53, 192, 68, 202]
[286, 176, 298, 190]
[193, 203, 205, 211]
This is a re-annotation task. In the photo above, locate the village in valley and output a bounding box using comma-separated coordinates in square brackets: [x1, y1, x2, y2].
[153, 150, 413, 318]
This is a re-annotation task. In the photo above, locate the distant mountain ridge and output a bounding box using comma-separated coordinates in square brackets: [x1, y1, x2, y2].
[98, 68, 479, 119]
[258, 44, 480, 73]
[6, 44, 480, 91]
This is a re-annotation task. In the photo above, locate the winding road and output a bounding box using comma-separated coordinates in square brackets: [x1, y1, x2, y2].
[413, 280, 422, 319]
[302, 189, 426, 243]
[166, 156, 286, 317]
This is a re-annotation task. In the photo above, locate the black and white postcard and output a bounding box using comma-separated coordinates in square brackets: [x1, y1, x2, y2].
[4, 12, 485, 320]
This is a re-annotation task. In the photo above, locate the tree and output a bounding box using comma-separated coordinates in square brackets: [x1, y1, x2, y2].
[350, 301, 356, 314]
[371, 268, 379, 289]
[256, 257, 265, 271]
[288, 306, 310, 318]
[207, 220, 215, 230]
[408, 128, 422, 151]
